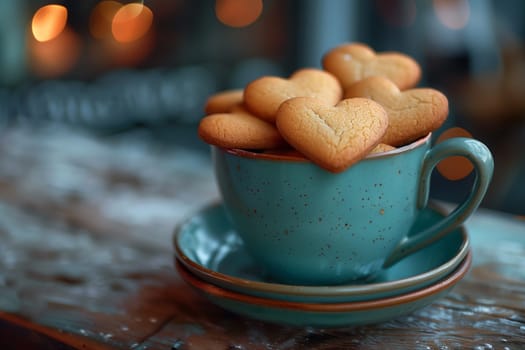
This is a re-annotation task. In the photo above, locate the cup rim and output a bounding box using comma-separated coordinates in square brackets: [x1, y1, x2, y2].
[218, 133, 432, 162]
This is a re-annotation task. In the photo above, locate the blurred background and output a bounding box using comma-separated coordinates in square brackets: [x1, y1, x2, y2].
[0, 0, 523, 215]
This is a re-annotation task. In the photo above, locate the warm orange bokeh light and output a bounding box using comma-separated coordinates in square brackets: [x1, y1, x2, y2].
[433, 0, 470, 30]
[215, 0, 263, 28]
[102, 29, 155, 67]
[436, 127, 475, 181]
[32, 4, 68, 42]
[90, 0, 122, 39]
[112, 3, 153, 43]
[28, 26, 81, 77]
[88, 2, 155, 68]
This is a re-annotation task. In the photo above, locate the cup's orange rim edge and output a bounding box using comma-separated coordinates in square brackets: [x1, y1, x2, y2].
[217, 133, 432, 162]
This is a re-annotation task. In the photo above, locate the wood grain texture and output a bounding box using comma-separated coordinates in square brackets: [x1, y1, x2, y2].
[0, 125, 524, 349]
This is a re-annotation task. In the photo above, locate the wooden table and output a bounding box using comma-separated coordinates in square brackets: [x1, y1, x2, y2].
[0, 125, 524, 349]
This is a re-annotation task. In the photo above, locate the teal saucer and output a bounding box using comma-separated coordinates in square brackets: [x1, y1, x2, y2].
[176, 253, 471, 327]
[174, 202, 470, 302]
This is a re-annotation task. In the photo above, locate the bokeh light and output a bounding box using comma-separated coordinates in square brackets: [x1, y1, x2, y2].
[112, 3, 153, 43]
[32, 4, 68, 42]
[436, 127, 475, 181]
[102, 29, 156, 67]
[28, 26, 81, 78]
[215, 0, 263, 28]
[88, 1, 155, 67]
[90, 0, 122, 40]
[433, 0, 470, 30]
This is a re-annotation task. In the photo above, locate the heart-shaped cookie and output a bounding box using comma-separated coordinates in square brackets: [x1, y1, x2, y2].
[344, 76, 449, 146]
[276, 97, 388, 172]
[198, 105, 286, 149]
[204, 89, 244, 114]
[322, 43, 421, 90]
[370, 143, 396, 154]
[243, 68, 343, 123]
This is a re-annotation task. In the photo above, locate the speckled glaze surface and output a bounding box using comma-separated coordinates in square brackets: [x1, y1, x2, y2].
[173, 202, 470, 302]
[175, 253, 472, 327]
[213, 133, 493, 285]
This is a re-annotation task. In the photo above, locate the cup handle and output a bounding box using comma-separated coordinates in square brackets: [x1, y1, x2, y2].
[383, 137, 494, 268]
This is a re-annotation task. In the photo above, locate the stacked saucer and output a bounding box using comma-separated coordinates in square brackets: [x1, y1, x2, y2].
[173, 202, 471, 327]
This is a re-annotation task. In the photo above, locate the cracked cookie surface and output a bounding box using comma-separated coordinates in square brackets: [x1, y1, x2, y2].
[322, 43, 421, 90]
[345, 76, 448, 146]
[243, 68, 342, 123]
[276, 97, 388, 172]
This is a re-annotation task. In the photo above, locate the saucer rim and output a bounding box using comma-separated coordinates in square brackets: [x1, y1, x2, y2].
[173, 201, 469, 297]
[176, 251, 472, 312]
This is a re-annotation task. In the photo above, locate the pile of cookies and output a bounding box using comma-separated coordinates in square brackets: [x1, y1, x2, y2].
[198, 43, 449, 173]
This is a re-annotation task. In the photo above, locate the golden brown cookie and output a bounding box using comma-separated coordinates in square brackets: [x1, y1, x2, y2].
[370, 143, 396, 154]
[322, 43, 421, 90]
[204, 89, 244, 114]
[243, 68, 343, 123]
[275, 97, 388, 173]
[198, 105, 286, 150]
[345, 76, 448, 146]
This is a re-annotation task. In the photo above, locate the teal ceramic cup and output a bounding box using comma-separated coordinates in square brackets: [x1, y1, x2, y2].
[212, 133, 493, 285]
